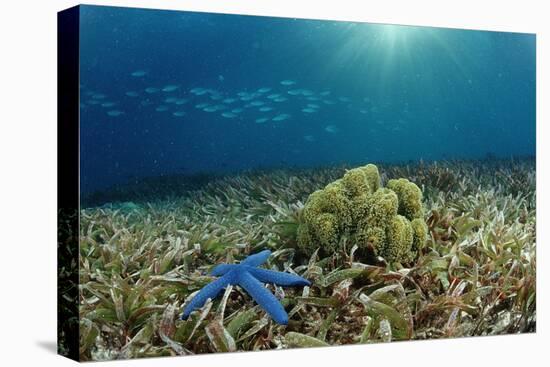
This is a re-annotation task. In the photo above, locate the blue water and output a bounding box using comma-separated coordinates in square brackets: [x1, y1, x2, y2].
[79, 5, 536, 196]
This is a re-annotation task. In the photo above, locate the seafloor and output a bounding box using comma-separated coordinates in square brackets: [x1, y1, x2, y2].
[77, 158, 536, 361]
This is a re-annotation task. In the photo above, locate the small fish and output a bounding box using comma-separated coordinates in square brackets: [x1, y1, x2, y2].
[231, 108, 244, 113]
[203, 106, 218, 112]
[255, 117, 269, 123]
[324, 124, 340, 133]
[92, 93, 106, 99]
[320, 91, 331, 96]
[221, 112, 237, 118]
[145, 87, 160, 94]
[195, 103, 209, 109]
[258, 87, 272, 93]
[267, 94, 281, 99]
[125, 91, 139, 97]
[162, 85, 180, 92]
[250, 100, 264, 106]
[302, 108, 316, 113]
[223, 98, 237, 104]
[287, 89, 302, 96]
[164, 97, 178, 103]
[107, 110, 124, 117]
[273, 97, 288, 103]
[155, 105, 169, 112]
[259, 106, 273, 112]
[280, 80, 296, 86]
[131, 70, 147, 77]
[174, 98, 188, 105]
[101, 102, 116, 108]
[86, 100, 100, 105]
[190, 87, 206, 94]
[173, 111, 186, 117]
[304, 135, 316, 142]
[307, 103, 320, 109]
[272, 114, 290, 122]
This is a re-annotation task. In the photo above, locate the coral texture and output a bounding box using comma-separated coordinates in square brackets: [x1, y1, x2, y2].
[298, 164, 427, 263]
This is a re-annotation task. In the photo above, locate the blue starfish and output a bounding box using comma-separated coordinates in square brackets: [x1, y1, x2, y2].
[181, 250, 310, 325]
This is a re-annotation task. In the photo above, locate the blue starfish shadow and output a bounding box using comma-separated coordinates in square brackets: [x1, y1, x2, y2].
[181, 250, 310, 325]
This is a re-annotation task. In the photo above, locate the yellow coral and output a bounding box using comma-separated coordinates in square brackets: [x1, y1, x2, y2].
[350, 193, 369, 223]
[361, 164, 381, 192]
[342, 168, 370, 198]
[364, 188, 398, 227]
[385, 215, 414, 262]
[299, 183, 349, 250]
[313, 213, 339, 250]
[386, 178, 423, 220]
[411, 218, 428, 253]
[297, 164, 426, 264]
[302, 190, 325, 224]
[321, 181, 352, 229]
[356, 225, 386, 255]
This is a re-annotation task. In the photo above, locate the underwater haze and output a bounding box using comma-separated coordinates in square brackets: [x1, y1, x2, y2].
[78, 5, 536, 199]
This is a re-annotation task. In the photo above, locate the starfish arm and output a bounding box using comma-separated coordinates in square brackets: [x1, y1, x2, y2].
[238, 270, 289, 325]
[181, 273, 234, 320]
[211, 264, 238, 276]
[240, 250, 272, 267]
[248, 267, 311, 287]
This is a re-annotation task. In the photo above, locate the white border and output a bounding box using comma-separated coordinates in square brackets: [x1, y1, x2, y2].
[0, 1, 546, 366]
